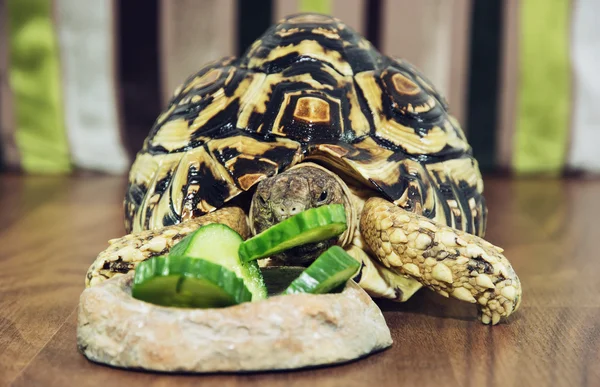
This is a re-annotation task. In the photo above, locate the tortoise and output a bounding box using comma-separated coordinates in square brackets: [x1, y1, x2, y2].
[86, 13, 521, 325]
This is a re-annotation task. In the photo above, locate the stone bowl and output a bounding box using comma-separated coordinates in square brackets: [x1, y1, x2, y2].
[77, 268, 393, 373]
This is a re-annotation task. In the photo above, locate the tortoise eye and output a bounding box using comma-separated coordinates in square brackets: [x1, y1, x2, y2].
[318, 190, 328, 203]
[258, 195, 267, 205]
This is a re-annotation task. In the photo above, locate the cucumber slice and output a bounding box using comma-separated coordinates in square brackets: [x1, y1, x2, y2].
[282, 246, 360, 295]
[239, 204, 347, 262]
[260, 266, 305, 296]
[169, 223, 267, 300]
[132, 255, 252, 308]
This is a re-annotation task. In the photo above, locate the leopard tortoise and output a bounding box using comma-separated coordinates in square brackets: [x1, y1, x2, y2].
[87, 13, 521, 325]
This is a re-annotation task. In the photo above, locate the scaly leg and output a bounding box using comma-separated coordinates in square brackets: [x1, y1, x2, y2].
[346, 245, 423, 302]
[361, 197, 522, 325]
[86, 207, 250, 287]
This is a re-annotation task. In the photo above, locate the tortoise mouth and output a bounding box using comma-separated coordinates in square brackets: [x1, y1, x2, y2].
[271, 238, 337, 267]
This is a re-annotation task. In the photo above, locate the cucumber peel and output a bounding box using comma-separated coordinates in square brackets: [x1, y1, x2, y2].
[283, 246, 360, 295]
[170, 223, 267, 300]
[132, 255, 252, 308]
[239, 204, 347, 262]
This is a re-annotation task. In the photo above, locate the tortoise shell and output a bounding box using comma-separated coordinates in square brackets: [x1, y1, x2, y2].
[125, 13, 486, 237]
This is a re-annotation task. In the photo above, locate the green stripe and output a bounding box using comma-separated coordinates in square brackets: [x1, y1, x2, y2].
[299, 0, 332, 14]
[8, 0, 71, 173]
[513, 0, 571, 175]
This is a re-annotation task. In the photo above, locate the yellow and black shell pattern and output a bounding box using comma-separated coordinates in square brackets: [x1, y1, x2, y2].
[125, 13, 487, 237]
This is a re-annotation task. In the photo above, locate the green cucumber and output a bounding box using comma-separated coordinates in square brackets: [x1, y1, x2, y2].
[282, 246, 360, 295]
[169, 223, 267, 300]
[132, 255, 252, 308]
[239, 204, 347, 262]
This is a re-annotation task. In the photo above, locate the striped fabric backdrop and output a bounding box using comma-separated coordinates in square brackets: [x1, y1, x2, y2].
[0, 0, 596, 175]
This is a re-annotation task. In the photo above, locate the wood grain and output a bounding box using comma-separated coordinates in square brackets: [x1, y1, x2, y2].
[1, 175, 600, 386]
[0, 174, 127, 386]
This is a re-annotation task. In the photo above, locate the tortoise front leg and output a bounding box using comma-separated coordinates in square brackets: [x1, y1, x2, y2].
[360, 197, 522, 325]
[85, 207, 250, 288]
[345, 245, 422, 302]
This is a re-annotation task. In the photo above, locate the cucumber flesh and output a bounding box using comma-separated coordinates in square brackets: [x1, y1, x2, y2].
[239, 204, 347, 262]
[132, 255, 252, 308]
[170, 223, 267, 300]
[282, 246, 360, 295]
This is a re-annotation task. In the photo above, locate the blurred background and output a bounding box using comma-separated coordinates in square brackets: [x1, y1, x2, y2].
[0, 0, 596, 176]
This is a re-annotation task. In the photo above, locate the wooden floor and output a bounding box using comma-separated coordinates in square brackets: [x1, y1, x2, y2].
[1, 174, 599, 387]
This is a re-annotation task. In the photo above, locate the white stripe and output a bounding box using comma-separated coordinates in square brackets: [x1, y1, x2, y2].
[570, 0, 600, 172]
[381, 0, 471, 123]
[273, 0, 299, 22]
[56, 0, 129, 173]
[0, 0, 20, 169]
[273, 0, 366, 35]
[332, 0, 366, 36]
[159, 0, 236, 106]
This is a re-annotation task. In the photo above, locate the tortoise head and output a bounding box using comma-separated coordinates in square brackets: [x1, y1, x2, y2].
[249, 162, 355, 265]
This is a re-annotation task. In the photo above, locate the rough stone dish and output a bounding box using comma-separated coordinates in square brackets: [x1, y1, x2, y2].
[77, 273, 393, 373]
